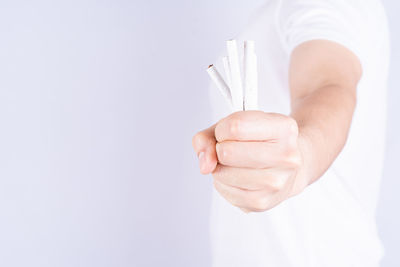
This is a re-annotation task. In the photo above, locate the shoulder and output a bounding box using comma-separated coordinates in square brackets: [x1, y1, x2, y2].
[275, 0, 389, 69]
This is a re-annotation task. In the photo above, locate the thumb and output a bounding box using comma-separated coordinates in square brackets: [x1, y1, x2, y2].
[192, 124, 218, 174]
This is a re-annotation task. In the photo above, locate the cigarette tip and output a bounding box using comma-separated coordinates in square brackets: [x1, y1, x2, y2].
[208, 64, 213, 68]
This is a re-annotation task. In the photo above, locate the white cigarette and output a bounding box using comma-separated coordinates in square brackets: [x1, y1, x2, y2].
[226, 40, 244, 111]
[222, 56, 232, 88]
[206, 65, 233, 108]
[244, 40, 258, 110]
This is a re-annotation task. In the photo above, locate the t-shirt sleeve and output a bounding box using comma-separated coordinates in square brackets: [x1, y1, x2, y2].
[276, 0, 366, 65]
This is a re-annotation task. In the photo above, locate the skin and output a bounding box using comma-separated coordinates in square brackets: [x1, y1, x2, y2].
[192, 40, 362, 213]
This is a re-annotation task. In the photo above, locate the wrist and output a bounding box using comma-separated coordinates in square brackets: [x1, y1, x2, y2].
[290, 127, 316, 196]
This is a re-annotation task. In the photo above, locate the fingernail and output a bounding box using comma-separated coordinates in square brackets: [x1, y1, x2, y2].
[198, 151, 206, 173]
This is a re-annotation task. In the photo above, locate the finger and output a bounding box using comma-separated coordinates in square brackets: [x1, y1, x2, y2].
[212, 164, 291, 191]
[240, 208, 251, 214]
[215, 111, 298, 142]
[213, 180, 277, 212]
[192, 124, 218, 174]
[216, 141, 301, 169]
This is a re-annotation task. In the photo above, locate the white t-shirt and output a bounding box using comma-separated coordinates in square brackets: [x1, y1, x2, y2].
[208, 0, 390, 266]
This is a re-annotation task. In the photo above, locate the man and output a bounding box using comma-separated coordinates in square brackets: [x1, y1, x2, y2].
[192, 0, 389, 266]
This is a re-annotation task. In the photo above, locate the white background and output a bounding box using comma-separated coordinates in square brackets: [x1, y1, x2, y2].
[377, 1, 400, 266]
[0, 0, 398, 266]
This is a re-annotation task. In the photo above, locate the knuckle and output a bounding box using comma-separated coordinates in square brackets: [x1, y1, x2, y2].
[284, 150, 302, 168]
[212, 179, 218, 188]
[268, 177, 286, 192]
[213, 180, 223, 193]
[228, 116, 242, 137]
[192, 131, 207, 150]
[286, 117, 299, 136]
[212, 165, 223, 179]
[251, 196, 270, 211]
[213, 180, 223, 195]
[191, 132, 200, 149]
[216, 143, 229, 163]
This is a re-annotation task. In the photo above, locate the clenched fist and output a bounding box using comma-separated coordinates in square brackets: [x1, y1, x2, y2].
[192, 111, 310, 212]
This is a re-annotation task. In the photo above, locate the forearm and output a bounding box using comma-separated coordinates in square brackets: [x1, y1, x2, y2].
[290, 84, 356, 187]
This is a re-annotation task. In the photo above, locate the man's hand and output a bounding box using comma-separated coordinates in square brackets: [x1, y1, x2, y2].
[193, 40, 362, 213]
[193, 111, 309, 212]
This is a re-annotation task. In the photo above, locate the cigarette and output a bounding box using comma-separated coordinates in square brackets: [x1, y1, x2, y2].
[222, 56, 232, 88]
[206, 65, 233, 108]
[243, 40, 258, 110]
[226, 40, 244, 111]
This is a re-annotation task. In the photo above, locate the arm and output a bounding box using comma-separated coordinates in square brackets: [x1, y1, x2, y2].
[192, 40, 361, 212]
[289, 40, 361, 188]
